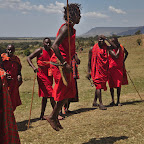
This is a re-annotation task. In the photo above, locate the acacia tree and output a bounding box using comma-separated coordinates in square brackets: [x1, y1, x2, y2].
[135, 30, 141, 35]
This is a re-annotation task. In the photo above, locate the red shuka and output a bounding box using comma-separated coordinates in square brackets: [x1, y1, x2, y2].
[0, 68, 20, 144]
[1, 53, 22, 111]
[50, 23, 76, 101]
[108, 45, 128, 88]
[91, 43, 109, 91]
[37, 48, 53, 98]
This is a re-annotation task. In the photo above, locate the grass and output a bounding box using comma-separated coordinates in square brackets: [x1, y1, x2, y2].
[0, 39, 42, 43]
[14, 34, 144, 144]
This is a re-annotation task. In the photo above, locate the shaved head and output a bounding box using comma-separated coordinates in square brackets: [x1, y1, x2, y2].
[6, 44, 15, 57]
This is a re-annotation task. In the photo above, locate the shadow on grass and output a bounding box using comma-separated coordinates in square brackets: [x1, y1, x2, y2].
[17, 118, 40, 131]
[83, 136, 128, 144]
[121, 100, 143, 105]
[65, 107, 96, 117]
[106, 100, 143, 107]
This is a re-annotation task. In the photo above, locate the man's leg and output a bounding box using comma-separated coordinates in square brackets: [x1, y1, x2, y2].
[40, 97, 47, 119]
[50, 97, 64, 120]
[116, 87, 122, 106]
[64, 100, 71, 114]
[45, 99, 67, 131]
[92, 89, 98, 107]
[110, 88, 115, 106]
[75, 79, 79, 102]
[96, 89, 107, 110]
[64, 99, 68, 113]
[50, 97, 56, 109]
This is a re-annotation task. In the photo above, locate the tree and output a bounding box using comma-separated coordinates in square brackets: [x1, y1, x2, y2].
[135, 30, 141, 35]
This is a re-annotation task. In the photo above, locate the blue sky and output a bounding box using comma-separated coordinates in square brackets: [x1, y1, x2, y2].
[0, 0, 144, 37]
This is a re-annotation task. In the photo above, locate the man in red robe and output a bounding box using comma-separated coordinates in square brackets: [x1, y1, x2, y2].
[0, 52, 20, 144]
[87, 35, 117, 110]
[1, 44, 22, 111]
[27, 37, 64, 120]
[108, 37, 128, 106]
[44, 3, 81, 131]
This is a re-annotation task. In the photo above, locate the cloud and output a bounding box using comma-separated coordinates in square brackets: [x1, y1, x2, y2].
[109, 6, 126, 14]
[0, 0, 64, 14]
[83, 12, 109, 18]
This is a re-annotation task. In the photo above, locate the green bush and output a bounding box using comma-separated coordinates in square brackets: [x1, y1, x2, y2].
[24, 49, 31, 56]
[135, 30, 141, 35]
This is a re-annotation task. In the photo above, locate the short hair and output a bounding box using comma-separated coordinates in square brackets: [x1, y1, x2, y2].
[63, 3, 81, 22]
[43, 37, 51, 42]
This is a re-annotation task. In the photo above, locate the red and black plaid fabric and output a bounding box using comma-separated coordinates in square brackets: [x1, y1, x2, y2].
[0, 68, 20, 144]
[71, 57, 79, 79]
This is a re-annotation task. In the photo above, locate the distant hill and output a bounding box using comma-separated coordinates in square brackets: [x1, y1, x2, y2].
[80, 26, 144, 38]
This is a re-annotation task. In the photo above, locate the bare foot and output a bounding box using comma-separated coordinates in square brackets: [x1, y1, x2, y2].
[116, 103, 123, 106]
[40, 115, 46, 120]
[44, 116, 59, 131]
[99, 104, 107, 110]
[58, 115, 65, 120]
[64, 109, 73, 114]
[66, 110, 73, 113]
[56, 119, 63, 129]
[109, 102, 115, 107]
[92, 102, 99, 107]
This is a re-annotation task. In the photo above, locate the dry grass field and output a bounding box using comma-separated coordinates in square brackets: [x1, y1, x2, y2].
[13, 34, 144, 144]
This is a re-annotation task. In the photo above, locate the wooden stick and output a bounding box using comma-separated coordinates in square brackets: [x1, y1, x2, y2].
[27, 72, 36, 129]
[67, 0, 71, 81]
[126, 71, 143, 101]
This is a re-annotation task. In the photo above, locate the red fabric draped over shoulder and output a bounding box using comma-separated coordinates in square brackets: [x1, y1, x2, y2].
[50, 23, 76, 101]
[91, 43, 109, 91]
[36, 49, 53, 98]
[1, 53, 22, 111]
[51, 23, 76, 64]
[108, 45, 128, 88]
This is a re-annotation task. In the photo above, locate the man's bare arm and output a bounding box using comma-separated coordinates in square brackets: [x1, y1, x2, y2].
[86, 47, 92, 79]
[124, 47, 128, 62]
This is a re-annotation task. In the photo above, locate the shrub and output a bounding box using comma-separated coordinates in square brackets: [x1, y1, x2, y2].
[135, 30, 141, 35]
[24, 49, 31, 56]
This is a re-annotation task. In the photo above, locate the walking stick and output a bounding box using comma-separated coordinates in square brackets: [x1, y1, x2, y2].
[126, 71, 143, 101]
[27, 72, 36, 129]
[67, 0, 72, 81]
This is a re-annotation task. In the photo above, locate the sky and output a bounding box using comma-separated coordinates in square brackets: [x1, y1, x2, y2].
[0, 0, 144, 37]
